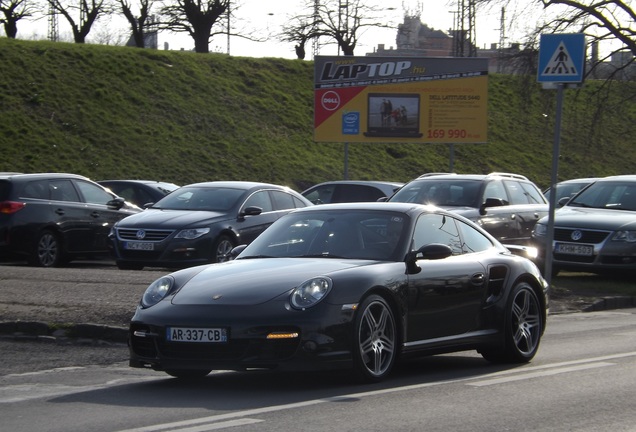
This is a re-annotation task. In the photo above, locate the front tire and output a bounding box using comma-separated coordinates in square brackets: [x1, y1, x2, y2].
[30, 230, 63, 267]
[212, 235, 235, 263]
[352, 295, 397, 383]
[481, 282, 543, 363]
[165, 369, 211, 379]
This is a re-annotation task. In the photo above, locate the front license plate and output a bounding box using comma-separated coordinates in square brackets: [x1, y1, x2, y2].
[124, 241, 154, 251]
[555, 243, 593, 256]
[167, 327, 228, 343]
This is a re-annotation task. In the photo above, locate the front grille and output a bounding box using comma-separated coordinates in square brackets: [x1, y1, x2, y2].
[554, 228, 610, 244]
[156, 338, 300, 362]
[117, 228, 173, 241]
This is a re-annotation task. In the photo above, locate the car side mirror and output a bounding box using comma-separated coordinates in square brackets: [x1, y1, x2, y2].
[238, 206, 263, 220]
[405, 243, 453, 274]
[479, 197, 506, 215]
[107, 197, 125, 210]
[557, 196, 571, 208]
[230, 244, 247, 259]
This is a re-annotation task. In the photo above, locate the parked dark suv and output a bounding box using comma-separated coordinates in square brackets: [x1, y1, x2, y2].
[388, 172, 548, 245]
[0, 173, 140, 267]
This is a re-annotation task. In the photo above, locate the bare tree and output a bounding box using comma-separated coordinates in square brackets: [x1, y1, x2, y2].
[0, 0, 37, 38]
[477, 0, 635, 78]
[158, 0, 228, 53]
[118, 0, 154, 48]
[47, 0, 111, 43]
[281, 0, 395, 56]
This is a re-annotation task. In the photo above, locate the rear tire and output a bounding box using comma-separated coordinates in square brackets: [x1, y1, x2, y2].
[30, 230, 63, 267]
[480, 282, 543, 363]
[352, 294, 397, 383]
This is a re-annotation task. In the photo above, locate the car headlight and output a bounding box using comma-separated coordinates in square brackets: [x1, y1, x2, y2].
[612, 230, 636, 242]
[141, 276, 174, 308]
[290, 277, 332, 310]
[175, 228, 210, 240]
[532, 223, 547, 237]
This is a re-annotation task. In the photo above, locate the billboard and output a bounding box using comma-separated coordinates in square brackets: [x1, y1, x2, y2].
[314, 56, 489, 143]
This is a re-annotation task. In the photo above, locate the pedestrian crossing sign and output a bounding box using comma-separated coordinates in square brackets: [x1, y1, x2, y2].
[538, 33, 586, 84]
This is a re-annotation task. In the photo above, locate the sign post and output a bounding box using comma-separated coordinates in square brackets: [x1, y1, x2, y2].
[537, 33, 586, 285]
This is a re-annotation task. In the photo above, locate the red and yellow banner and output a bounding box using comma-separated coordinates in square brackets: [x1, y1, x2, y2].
[314, 56, 489, 143]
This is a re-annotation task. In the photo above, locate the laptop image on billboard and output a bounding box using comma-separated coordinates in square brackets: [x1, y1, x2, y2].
[364, 93, 423, 138]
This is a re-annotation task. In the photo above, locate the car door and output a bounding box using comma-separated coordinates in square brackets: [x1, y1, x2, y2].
[478, 179, 519, 242]
[234, 190, 279, 245]
[74, 179, 133, 251]
[406, 213, 487, 342]
[45, 179, 96, 253]
[502, 179, 548, 244]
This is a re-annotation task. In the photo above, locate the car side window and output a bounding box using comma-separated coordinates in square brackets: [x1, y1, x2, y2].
[456, 219, 494, 253]
[519, 181, 546, 204]
[503, 180, 528, 205]
[483, 180, 508, 204]
[243, 190, 273, 212]
[270, 190, 295, 210]
[21, 180, 49, 199]
[304, 185, 335, 204]
[49, 180, 81, 202]
[413, 213, 463, 255]
[335, 184, 386, 202]
[75, 180, 113, 205]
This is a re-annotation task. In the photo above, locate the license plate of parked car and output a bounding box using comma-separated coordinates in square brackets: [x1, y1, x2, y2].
[167, 327, 228, 343]
[124, 241, 154, 251]
[555, 243, 593, 256]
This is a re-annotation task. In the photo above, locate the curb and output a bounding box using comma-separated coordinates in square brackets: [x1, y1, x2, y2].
[1, 298, 635, 345]
[0, 321, 128, 345]
[583, 296, 636, 312]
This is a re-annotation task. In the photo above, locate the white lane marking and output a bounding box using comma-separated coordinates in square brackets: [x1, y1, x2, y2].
[4, 366, 86, 377]
[467, 362, 614, 387]
[165, 418, 263, 432]
[116, 351, 636, 432]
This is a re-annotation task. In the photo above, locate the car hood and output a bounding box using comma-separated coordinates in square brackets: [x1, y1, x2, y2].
[549, 207, 636, 230]
[171, 258, 368, 306]
[116, 209, 229, 228]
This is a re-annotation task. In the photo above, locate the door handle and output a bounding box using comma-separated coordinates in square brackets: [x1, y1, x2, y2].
[91, 211, 100, 218]
[471, 273, 485, 286]
[55, 209, 65, 215]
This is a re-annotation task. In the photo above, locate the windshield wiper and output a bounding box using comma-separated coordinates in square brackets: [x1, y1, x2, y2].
[237, 255, 275, 259]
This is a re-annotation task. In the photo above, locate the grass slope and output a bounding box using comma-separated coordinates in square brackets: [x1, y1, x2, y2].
[1, 38, 635, 191]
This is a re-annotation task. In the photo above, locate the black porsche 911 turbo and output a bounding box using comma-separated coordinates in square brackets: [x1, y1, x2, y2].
[129, 202, 549, 382]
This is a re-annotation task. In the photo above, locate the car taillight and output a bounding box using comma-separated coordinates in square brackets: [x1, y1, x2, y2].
[0, 201, 26, 214]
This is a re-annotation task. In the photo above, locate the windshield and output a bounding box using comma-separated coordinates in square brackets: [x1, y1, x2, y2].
[238, 210, 410, 261]
[390, 180, 481, 207]
[568, 181, 636, 211]
[152, 187, 245, 211]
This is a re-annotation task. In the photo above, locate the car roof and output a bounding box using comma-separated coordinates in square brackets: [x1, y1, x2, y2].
[183, 181, 293, 190]
[596, 175, 636, 182]
[306, 180, 404, 187]
[288, 201, 439, 214]
[411, 172, 530, 182]
[0, 172, 91, 181]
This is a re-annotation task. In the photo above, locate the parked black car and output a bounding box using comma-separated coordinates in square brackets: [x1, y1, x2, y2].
[0, 173, 140, 267]
[98, 180, 180, 208]
[302, 180, 403, 204]
[109, 181, 313, 270]
[129, 202, 548, 382]
[388, 172, 548, 246]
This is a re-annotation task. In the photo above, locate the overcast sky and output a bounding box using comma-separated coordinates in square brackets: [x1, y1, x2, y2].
[14, 0, 558, 58]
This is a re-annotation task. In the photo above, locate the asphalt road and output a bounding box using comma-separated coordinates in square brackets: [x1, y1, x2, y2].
[2, 309, 635, 432]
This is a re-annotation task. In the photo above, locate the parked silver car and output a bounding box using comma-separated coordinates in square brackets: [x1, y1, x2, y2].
[532, 175, 636, 275]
